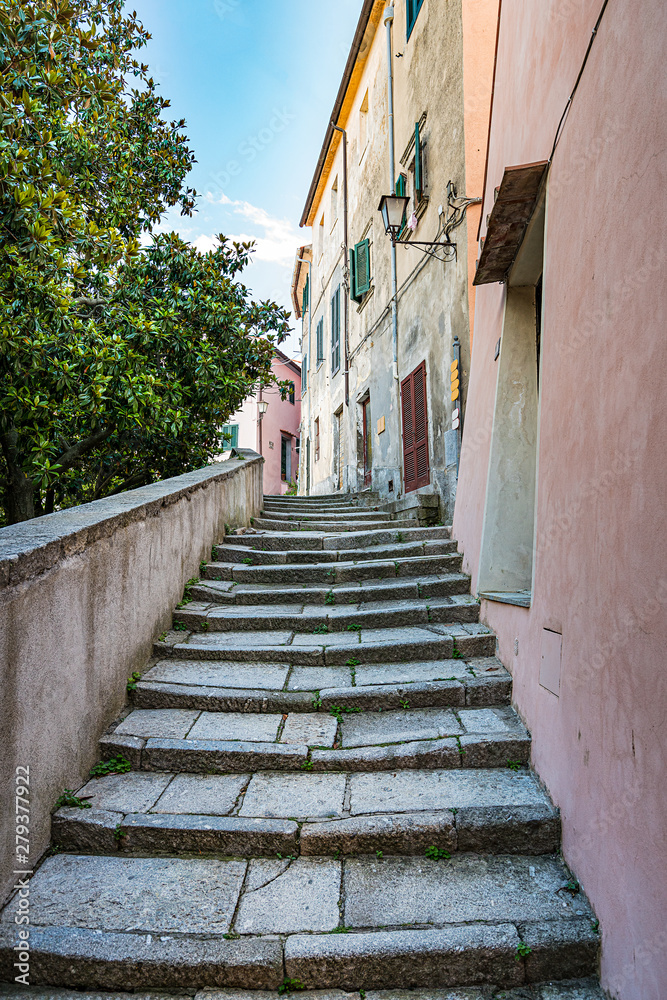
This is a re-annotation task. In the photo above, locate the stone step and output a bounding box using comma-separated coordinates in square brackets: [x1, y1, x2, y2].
[250, 517, 420, 533]
[262, 504, 386, 515]
[154, 622, 496, 665]
[212, 537, 458, 565]
[201, 552, 464, 585]
[260, 510, 393, 522]
[0, 982, 609, 1000]
[264, 492, 380, 503]
[174, 594, 479, 634]
[221, 524, 452, 551]
[0, 854, 598, 991]
[100, 704, 529, 774]
[192, 573, 469, 608]
[52, 767, 559, 858]
[132, 655, 511, 712]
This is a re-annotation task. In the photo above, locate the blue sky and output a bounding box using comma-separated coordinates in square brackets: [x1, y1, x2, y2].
[131, 0, 362, 356]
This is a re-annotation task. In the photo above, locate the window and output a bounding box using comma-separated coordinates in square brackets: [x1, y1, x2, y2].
[349, 239, 371, 302]
[314, 417, 320, 461]
[401, 361, 430, 493]
[301, 275, 309, 315]
[316, 317, 324, 364]
[288, 381, 295, 405]
[359, 91, 369, 155]
[302, 356, 307, 393]
[318, 216, 325, 258]
[362, 397, 372, 487]
[221, 423, 239, 450]
[331, 177, 338, 225]
[412, 121, 425, 202]
[331, 286, 341, 374]
[406, 0, 425, 38]
[281, 435, 291, 482]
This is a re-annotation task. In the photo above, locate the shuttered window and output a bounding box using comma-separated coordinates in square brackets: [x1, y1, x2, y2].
[302, 275, 309, 314]
[316, 318, 324, 363]
[401, 361, 430, 493]
[331, 286, 341, 374]
[302, 356, 307, 393]
[350, 240, 371, 301]
[221, 423, 239, 450]
[407, 0, 425, 39]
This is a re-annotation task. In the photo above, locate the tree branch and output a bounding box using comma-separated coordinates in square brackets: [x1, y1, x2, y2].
[53, 426, 114, 475]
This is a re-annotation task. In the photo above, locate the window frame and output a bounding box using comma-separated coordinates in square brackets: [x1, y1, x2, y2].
[331, 286, 341, 375]
[406, 0, 425, 39]
[316, 317, 325, 364]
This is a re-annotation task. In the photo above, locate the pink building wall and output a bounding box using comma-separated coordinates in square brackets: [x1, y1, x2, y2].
[453, 2, 667, 998]
[229, 352, 301, 496]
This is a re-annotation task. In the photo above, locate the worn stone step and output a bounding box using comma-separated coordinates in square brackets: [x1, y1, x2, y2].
[191, 572, 470, 608]
[52, 767, 559, 858]
[260, 510, 393, 523]
[132, 655, 511, 713]
[174, 594, 479, 634]
[100, 703, 529, 774]
[219, 525, 452, 552]
[154, 623, 496, 665]
[0, 854, 598, 990]
[200, 553, 464, 586]
[250, 517, 420, 533]
[211, 537, 458, 565]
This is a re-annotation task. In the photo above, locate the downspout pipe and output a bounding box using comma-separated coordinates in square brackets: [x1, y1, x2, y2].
[331, 123, 350, 408]
[384, 4, 398, 384]
[297, 256, 312, 488]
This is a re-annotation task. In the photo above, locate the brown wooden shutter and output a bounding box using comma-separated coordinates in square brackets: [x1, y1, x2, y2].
[401, 360, 430, 493]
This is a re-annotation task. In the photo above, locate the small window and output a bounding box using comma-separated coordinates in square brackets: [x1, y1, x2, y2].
[301, 275, 309, 314]
[315, 417, 320, 461]
[406, 0, 425, 39]
[331, 286, 341, 374]
[302, 356, 307, 393]
[359, 91, 369, 155]
[331, 177, 338, 225]
[221, 423, 239, 450]
[316, 317, 324, 363]
[281, 435, 292, 482]
[318, 216, 325, 258]
[350, 239, 371, 302]
[288, 382, 295, 405]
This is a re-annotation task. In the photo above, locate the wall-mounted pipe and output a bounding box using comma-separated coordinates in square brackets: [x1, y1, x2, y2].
[331, 122, 350, 408]
[384, 4, 398, 384]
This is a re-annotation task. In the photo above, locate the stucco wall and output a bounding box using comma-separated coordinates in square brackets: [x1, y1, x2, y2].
[453, 2, 667, 997]
[0, 456, 262, 906]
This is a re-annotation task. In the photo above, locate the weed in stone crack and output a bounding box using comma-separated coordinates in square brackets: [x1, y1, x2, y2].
[47, 844, 62, 856]
[330, 705, 363, 724]
[242, 557, 253, 565]
[360, 993, 366, 1000]
[312, 694, 323, 710]
[563, 879, 580, 895]
[400, 698, 410, 709]
[515, 942, 532, 961]
[90, 756, 131, 778]
[313, 624, 329, 634]
[591, 918, 600, 933]
[276, 853, 297, 861]
[394, 561, 400, 574]
[346, 658, 361, 666]
[223, 932, 241, 940]
[396, 532, 405, 543]
[350, 665, 357, 686]
[113, 823, 127, 845]
[279, 980, 306, 995]
[158, 632, 167, 642]
[347, 623, 362, 632]
[54, 790, 91, 810]
[126, 672, 141, 693]
[376, 849, 383, 859]
[172, 621, 188, 631]
[224, 524, 231, 535]
[416, 582, 423, 597]
[176, 597, 193, 609]
[200, 621, 210, 632]
[507, 759, 522, 771]
[200, 561, 208, 574]
[454, 735, 467, 760]
[452, 639, 464, 659]
[425, 845, 451, 861]
[426, 605, 433, 622]
[329, 925, 351, 933]
[333, 849, 341, 859]
[325, 590, 336, 605]
[301, 760, 313, 771]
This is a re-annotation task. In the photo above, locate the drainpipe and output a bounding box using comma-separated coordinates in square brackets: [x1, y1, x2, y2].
[257, 385, 263, 457]
[384, 4, 398, 386]
[331, 123, 350, 409]
[297, 256, 312, 492]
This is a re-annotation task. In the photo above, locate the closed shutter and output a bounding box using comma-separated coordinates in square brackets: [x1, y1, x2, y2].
[354, 240, 371, 297]
[415, 122, 423, 195]
[316, 318, 324, 362]
[401, 361, 430, 493]
[331, 286, 341, 373]
[302, 275, 309, 314]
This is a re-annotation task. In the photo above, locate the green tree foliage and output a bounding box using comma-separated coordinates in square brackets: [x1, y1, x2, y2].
[0, 0, 290, 523]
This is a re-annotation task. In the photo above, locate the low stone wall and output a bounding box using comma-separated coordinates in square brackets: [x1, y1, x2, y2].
[0, 455, 262, 904]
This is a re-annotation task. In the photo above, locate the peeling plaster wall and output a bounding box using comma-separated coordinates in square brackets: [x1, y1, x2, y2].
[0, 457, 262, 905]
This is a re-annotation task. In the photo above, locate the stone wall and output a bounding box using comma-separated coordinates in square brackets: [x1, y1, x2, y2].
[0, 455, 262, 905]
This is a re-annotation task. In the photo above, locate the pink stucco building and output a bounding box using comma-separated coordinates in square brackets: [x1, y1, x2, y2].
[452, 2, 667, 998]
[224, 350, 301, 495]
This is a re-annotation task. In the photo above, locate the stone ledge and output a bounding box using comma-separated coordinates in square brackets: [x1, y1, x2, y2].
[0, 455, 262, 590]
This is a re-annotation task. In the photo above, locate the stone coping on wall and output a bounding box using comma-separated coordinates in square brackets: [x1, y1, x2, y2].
[0, 452, 262, 591]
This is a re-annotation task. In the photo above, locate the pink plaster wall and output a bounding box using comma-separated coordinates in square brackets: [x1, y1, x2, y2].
[230, 353, 301, 496]
[453, 2, 667, 997]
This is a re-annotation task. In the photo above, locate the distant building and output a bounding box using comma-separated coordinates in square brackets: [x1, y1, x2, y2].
[292, 0, 499, 520]
[223, 350, 301, 495]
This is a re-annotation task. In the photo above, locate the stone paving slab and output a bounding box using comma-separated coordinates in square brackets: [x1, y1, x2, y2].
[234, 859, 341, 934]
[179, 631, 294, 648]
[341, 708, 462, 747]
[76, 773, 171, 813]
[151, 773, 251, 814]
[288, 665, 352, 690]
[281, 713, 338, 747]
[142, 738, 308, 773]
[301, 812, 457, 857]
[343, 856, 592, 928]
[240, 772, 347, 819]
[0, 855, 246, 935]
[458, 709, 515, 734]
[354, 660, 472, 686]
[188, 712, 281, 743]
[348, 769, 551, 815]
[144, 661, 291, 690]
[120, 814, 298, 857]
[115, 709, 199, 740]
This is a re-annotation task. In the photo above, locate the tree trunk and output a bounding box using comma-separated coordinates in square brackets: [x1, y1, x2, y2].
[1, 428, 35, 524]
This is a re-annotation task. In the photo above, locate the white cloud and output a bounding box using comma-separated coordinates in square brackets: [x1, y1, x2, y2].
[200, 194, 301, 265]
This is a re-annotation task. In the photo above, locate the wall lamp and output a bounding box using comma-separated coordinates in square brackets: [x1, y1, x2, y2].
[378, 193, 457, 260]
[258, 399, 269, 418]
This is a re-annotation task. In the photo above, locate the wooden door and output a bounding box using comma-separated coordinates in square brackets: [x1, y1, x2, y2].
[401, 361, 430, 493]
[362, 399, 372, 487]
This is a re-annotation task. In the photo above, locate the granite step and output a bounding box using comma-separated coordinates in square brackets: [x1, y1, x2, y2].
[211, 537, 457, 565]
[0, 854, 598, 990]
[250, 517, 420, 533]
[219, 524, 452, 551]
[200, 552, 464, 585]
[52, 767, 559, 858]
[131, 655, 511, 712]
[100, 704, 530, 774]
[260, 510, 393, 522]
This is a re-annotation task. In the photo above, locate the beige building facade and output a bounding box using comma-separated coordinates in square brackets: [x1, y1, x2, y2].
[293, 0, 498, 518]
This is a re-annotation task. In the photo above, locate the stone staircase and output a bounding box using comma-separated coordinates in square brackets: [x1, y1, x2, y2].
[0, 493, 604, 1000]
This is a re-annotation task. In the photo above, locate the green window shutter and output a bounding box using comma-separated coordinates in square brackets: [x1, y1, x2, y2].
[349, 248, 359, 302]
[316, 318, 324, 362]
[331, 287, 341, 373]
[354, 240, 371, 296]
[415, 122, 422, 195]
[302, 356, 307, 392]
[302, 275, 309, 314]
[222, 424, 239, 449]
[395, 174, 406, 197]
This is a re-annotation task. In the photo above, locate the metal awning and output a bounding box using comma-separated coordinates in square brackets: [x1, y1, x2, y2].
[473, 161, 548, 285]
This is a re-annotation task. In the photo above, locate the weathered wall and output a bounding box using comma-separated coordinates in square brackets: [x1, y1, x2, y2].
[453, 1, 667, 997]
[0, 456, 262, 905]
